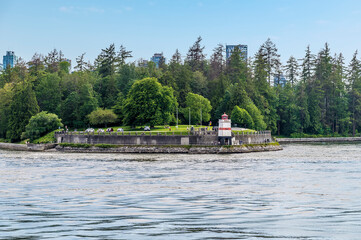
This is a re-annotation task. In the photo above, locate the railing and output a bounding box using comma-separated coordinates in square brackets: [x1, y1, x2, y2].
[55, 130, 272, 137]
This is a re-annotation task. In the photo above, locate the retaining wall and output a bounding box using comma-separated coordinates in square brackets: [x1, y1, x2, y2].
[55, 131, 273, 146]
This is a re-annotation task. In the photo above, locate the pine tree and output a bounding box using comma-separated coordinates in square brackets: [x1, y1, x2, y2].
[185, 36, 206, 72]
[301, 45, 314, 84]
[209, 44, 224, 80]
[260, 38, 281, 84]
[7, 78, 39, 142]
[75, 53, 87, 72]
[171, 49, 182, 64]
[348, 50, 361, 135]
[284, 56, 299, 86]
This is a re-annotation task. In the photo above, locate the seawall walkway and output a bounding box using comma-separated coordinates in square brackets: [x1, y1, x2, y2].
[277, 137, 361, 143]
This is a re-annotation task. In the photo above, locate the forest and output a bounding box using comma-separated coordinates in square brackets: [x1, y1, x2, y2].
[1, 37, 361, 142]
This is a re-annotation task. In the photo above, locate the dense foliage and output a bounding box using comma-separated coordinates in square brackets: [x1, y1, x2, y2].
[87, 108, 117, 127]
[1, 37, 361, 142]
[23, 111, 63, 141]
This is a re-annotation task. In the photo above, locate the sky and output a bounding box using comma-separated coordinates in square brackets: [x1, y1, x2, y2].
[1, 0, 361, 67]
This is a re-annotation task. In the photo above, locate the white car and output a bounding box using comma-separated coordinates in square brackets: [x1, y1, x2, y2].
[144, 126, 150, 131]
[117, 128, 124, 132]
[97, 129, 105, 133]
[85, 128, 94, 133]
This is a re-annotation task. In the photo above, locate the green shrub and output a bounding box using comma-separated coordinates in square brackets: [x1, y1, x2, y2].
[23, 111, 63, 141]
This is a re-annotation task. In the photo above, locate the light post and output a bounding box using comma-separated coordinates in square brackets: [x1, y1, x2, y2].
[189, 107, 191, 127]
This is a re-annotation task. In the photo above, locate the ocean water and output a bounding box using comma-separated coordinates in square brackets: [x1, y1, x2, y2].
[1, 143, 361, 239]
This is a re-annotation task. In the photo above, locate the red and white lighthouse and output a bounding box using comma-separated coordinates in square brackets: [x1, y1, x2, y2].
[218, 113, 233, 145]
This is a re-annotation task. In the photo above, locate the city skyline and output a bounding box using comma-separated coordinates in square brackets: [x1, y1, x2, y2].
[1, 0, 361, 66]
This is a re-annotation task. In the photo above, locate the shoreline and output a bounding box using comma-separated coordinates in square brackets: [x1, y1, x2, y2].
[277, 137, 361, 143]
[55, 144, 282, 154]
[0, 142, 282, 154]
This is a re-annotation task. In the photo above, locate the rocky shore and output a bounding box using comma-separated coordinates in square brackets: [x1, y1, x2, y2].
[55, 144, 282, 154]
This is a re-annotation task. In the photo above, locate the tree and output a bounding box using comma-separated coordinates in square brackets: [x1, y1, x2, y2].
[185, 36, 206, 72]
[87, 108, 117, 127]
[301, 45, 314, 84]
[123, 78, 177, 127]
[23, 111, 63, 141]
[209, 44, 225, 80]
[45, 49, 60, 73]
[95, 43, 118, 77]
[75, 53, 88, 72]
[171, 49, 182, 64]
[118, 45, 132, 66]
[348, 50, 361, 135]
[0, 83, 14, 138]
[7, 79, 39, 142]
[231, 106, 254, 129]
[183, 92, 212, 125]
[35, 73, 61, 114]
[243, 100, 267, 130]
[260, 38, 281, 84]
[285, 56, 298, 86]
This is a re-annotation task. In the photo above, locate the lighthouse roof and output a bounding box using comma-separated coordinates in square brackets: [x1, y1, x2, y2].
[221, 113, 228, 120]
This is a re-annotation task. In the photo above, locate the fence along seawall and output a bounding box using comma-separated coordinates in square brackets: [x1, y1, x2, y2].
[55, 130, 274, 146]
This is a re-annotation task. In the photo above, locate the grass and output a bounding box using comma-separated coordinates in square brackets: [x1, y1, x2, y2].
[31, 130, 59, 144]
[66, 125, 257, 135]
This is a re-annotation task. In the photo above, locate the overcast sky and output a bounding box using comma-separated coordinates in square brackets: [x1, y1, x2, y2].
[1, 0, 361, 66]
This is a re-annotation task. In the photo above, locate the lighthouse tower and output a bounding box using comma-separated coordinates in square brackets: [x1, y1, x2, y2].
[218, 113, 233, 145]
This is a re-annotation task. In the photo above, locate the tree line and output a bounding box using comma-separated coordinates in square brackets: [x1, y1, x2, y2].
[1, 37, 361, 142]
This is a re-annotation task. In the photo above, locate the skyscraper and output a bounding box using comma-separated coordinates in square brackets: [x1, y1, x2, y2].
[150, 53, 165, 68]
[226, 45, 248, 61]
[3, 51, 17, 69]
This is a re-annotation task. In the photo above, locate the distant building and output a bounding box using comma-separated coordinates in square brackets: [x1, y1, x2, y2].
[150, 53, 165, 68]
[226, 45, 248, 61]
[139, 59, 149, 67]
[3, 51, 18, 69]
[274, 74, 287, 87]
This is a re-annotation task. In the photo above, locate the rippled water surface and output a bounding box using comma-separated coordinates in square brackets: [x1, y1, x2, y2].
[1, 144, 361, 239]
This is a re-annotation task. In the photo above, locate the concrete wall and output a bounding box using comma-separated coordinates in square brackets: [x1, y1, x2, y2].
[55, 131, 273, 146]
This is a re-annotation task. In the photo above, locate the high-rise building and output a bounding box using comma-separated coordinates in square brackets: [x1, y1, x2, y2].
[274, 74, 287, 87]
[150, 53, 165, 68]
[3, 51, 18, 69]
[226, 45, 248, 61]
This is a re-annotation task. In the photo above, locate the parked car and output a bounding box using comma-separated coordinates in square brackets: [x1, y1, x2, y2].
[144, 126, 151, 131]
[106, 128, 114, 132]
[85, 128, 94, 133]
[117, 128, 124, 132]
[97, 129, 105, 133]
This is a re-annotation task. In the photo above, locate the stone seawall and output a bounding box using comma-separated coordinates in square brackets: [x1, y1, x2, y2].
[55, 144, 282, 154]
[277, 137, 361, 143]
[0, 143, 57, 151]
[55, 131, 273, 146]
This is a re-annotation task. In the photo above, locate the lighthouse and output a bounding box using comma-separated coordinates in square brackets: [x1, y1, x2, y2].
[218, 113, 233, 145]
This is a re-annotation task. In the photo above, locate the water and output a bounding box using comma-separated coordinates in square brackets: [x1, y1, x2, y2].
[1, 144, 361, 239]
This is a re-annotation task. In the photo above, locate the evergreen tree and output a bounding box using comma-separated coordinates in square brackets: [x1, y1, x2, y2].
[348, 50, 361, 135]
[209, 44, 224, 80]
[185, 36, 206, 72]
[75, 53, 88, 72]
[7, 79, 39, 142]
[285, 56, 299, 86]
[171, 49, 182, 64]
[95, 43, 118, 77]
[260, 38, 281, 84]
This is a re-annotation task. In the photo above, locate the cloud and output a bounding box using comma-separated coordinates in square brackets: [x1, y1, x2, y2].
[85, 7, 105, 13]
[316, 20, 329, 25]
[59, 6, 74, 13]
[125, 6, 133, 11]
[59, 6, 105, 14]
